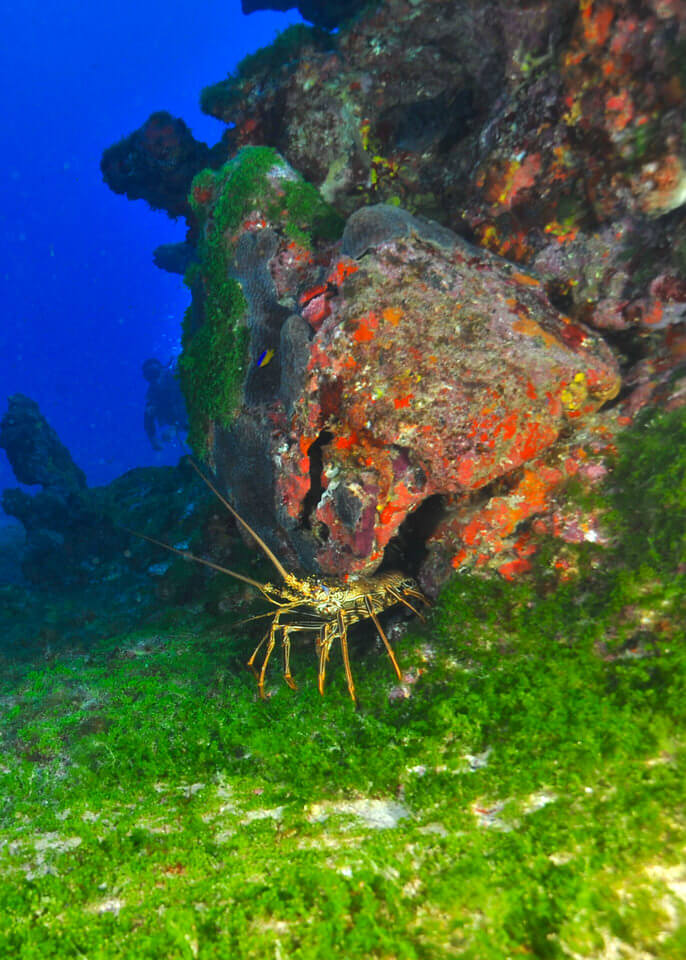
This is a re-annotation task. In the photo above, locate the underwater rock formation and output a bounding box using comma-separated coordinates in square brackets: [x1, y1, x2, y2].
[0, 394, 86, 494]
[102, 0, 685, 588]
[278, 204, 619, 577]
[194, 0, 685, 407]
[103, 0, 685, 408]
[171, 147, 620, 585]
[100, 112, 225, 219]
[153, 241, 197, 275]
[0, 396, 217, 591]
[177, 146, 343, 448]
[0, 396, 109, 584]
[200, 0, 577, 217]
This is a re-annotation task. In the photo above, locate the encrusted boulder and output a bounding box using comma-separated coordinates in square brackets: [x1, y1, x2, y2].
[273, 204, 620, 576]
[187, 184, 619, 585]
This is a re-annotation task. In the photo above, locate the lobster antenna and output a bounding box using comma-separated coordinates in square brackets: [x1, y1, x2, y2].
[124, 527, 276, 601]
[188, 459, 291, 582]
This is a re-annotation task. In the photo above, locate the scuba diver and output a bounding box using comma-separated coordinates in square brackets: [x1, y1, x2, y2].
[142, 358, 189, 451]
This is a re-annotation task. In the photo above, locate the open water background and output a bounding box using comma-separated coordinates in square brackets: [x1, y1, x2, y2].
[0, 0, 301, 510]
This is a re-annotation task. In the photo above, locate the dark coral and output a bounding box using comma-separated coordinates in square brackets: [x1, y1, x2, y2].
[0, 394, 86, 494]
[341, 203, 456, 258]
[153, 241, 197, 274]
[232, 228, 291, 404]
[100, 111, 224, 219]
[0, 396, 218, 590]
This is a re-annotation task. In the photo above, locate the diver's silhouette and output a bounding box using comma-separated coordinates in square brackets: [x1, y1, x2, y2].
[142, 358, 188, 450]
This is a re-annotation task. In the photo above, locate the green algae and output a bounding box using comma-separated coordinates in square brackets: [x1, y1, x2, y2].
[0, 410, 684, 957]
[179, 147, 279, 452]
[178, 147, 343, 455]
[179, 278, 249, 454]
[609, 406, 686, 573]
[276, 178, 344, 247]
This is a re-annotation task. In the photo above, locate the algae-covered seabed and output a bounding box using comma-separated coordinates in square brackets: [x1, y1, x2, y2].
[1, 412, 684, 959]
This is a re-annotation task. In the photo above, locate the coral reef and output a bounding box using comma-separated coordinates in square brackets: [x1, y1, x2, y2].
[2, 8, 684, 951]
[100, 111, 226, 220]
[101, 0, 685, 591]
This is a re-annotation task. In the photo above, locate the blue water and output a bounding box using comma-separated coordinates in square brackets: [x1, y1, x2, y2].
[0, 0, 301, 507]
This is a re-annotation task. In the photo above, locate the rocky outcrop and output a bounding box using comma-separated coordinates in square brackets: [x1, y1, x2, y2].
[276, 204, 619, 577]
[101, 0, 686, 590]
[0, 396, 216, 590]
[100, 112, 225, 220]
[178, 159, 620, 588]
[0, 394, 86, 494]
[0, 396, 113, 584]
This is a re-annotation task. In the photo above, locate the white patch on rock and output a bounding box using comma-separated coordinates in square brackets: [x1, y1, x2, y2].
[473, 791, 557, 830]
[181, 782, 205, 798]
[462, 748, 491, 771]
[523, 791, 556, 814]
[241, 806, 284, 824]
[307, 798, 411, 830]
[418, 822, 449, 837]
[92, 897, 124, 917]
[34, 833, 82, 854]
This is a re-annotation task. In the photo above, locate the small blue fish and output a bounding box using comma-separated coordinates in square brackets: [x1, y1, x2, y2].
[257, 348, 275, 368]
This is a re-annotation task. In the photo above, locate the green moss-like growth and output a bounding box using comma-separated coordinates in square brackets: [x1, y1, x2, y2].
[200, 25, 335, 118]
[609, 406, 686, 572]
[276, 178, 344, 246]
[179, 285, 249, 454]
[179, 147, 343, 455]
[0, 406, 684, 956]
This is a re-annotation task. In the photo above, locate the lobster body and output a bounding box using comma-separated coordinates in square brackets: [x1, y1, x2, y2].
[252, 570, 427, 701]
[133, 462, 428, 703]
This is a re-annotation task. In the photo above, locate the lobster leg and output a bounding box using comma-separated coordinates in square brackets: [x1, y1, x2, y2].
[282, 626, 297, 690]
[337, 611, 357, 703]
[281, 624, 323, 691]
[363, 596, 403, 682]
[256, 612, 282, 699]
[317, 623, 335, 696]
[247, 629, 270, 679]
[387, 587, 427, 621]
